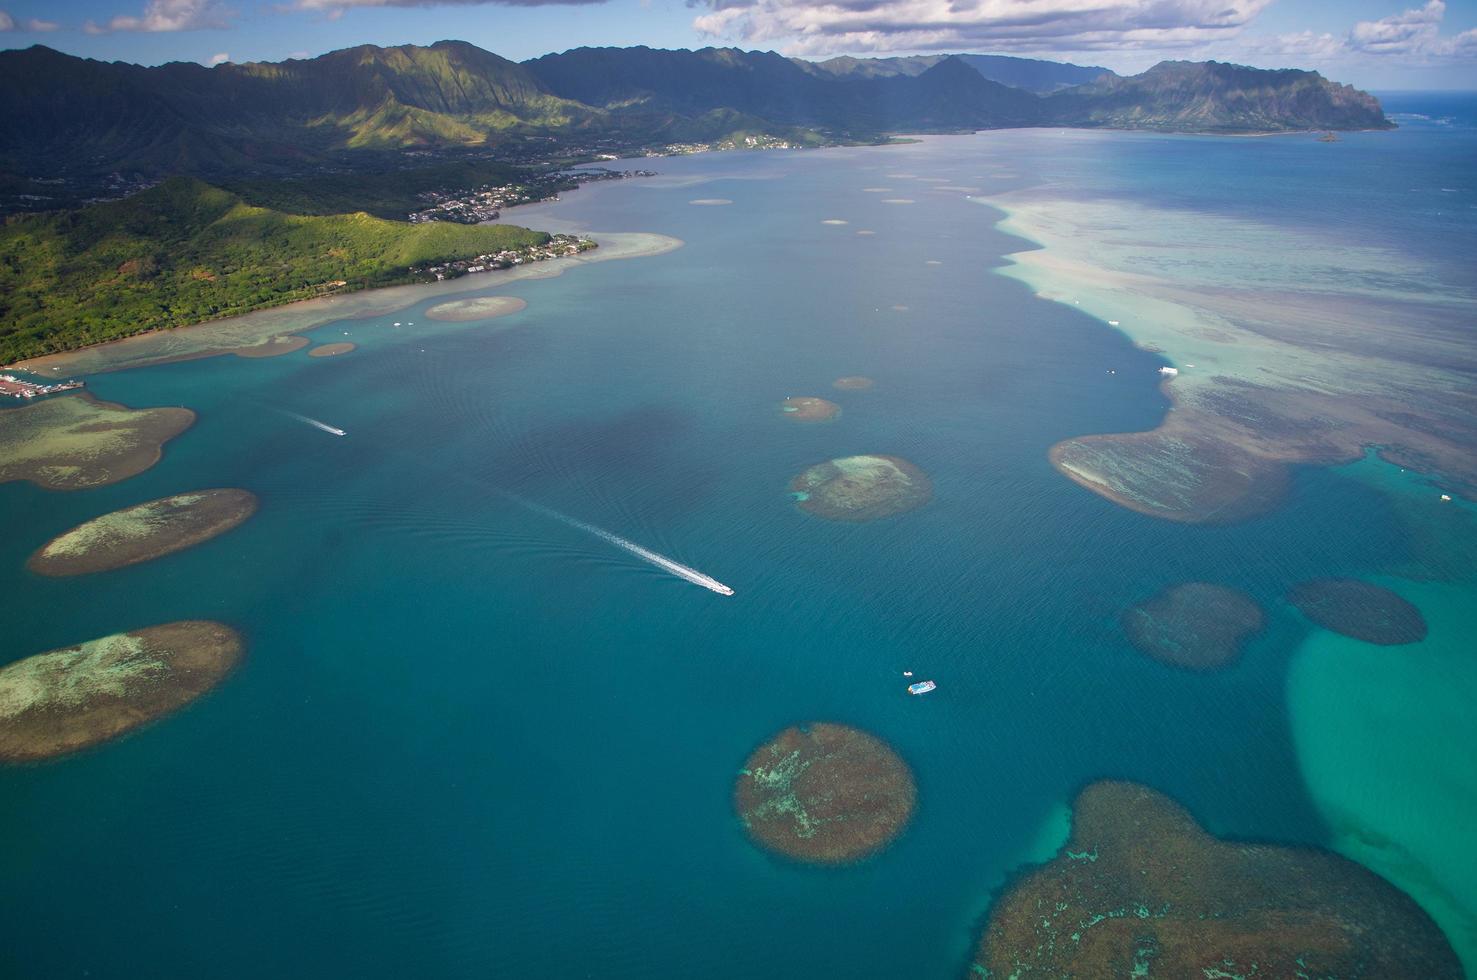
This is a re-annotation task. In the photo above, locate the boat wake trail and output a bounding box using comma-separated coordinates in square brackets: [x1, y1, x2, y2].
[279, 410, 347, 437]
[503, 492, 734, 596]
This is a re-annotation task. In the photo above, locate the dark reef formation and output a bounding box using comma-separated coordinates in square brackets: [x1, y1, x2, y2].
[734, 722, 916, 864]
[0, 621, 243, 763]
[974, 781, 1462, 978]
[1121, 582, 1264, 671]
[779, 396, 840, 422]
[1289, 579, 1428, 645]
[790, 455, 932, 521]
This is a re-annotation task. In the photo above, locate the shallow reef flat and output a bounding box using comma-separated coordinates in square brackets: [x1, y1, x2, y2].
[424, 296, 528, 322]
[974, 781, 1462, 978]
[790, 454, 932, 522]
[0, 393, 194, 491]
[995, 195, 1477, 522]
[8, 231, 681, 375]
[734, 723, 915, 865]
[1121, 582, 1264, 670]
[1289, 576, 1477, 972]
[0, 621, 243, 763]
[28, 489, 258, 577]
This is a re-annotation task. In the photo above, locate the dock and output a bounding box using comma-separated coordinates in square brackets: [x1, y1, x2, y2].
[0, 374, 86, 399]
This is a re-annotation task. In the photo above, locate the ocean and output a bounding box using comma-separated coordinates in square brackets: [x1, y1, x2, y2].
[2, 95, 1474, 977]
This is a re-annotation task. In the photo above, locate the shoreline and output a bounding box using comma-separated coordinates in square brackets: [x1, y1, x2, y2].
[10, 229, 682, 377]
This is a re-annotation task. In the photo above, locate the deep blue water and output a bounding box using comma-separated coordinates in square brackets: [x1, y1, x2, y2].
[2, 98, 1474, 977]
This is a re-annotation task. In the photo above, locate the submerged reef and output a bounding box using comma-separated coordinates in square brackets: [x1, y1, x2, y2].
[1289, 578, 1428, 645]
[832, 376, 875, 391]
[735, 722, 916, 864]
[0, 621, 243, 763]
[307, 342, 355, 357]
[424, 295, 527, 322]
[1121, 582, 1264, 670]
[790, 455, 932, 522]
[974, 781, 1462, 978]
[28, 489, 258, 577]
[0, 393, 194, 491]
[779, 397, 840, 422]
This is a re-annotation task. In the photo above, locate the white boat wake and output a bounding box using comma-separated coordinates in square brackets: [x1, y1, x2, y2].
[505, 493, 734, 596]
[280, 410, 346, 437]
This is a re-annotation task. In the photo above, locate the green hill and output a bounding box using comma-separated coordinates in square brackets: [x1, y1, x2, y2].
[0, 177, 547, 362]
[1045, 60, 1393, 132]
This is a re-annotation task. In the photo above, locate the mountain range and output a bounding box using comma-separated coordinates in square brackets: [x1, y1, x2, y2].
[0, 41, 1393, 180]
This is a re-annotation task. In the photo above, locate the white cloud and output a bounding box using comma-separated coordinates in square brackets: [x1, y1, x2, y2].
[0, 11, 13, 30]
[27, 17, 59, 29]
[690, 0, 1277, 57]
[208, 51, 231, 64]
[1347, 0, 1476, 58]
[85, 0, 234, 33]
[294, 0, 606, 11]
[1245, 1, 1477, 65]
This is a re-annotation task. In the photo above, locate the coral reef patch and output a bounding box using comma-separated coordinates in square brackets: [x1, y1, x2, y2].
[28, 489, 258, 577]
[1121, 582, 1264, 670]
[974, 781, 1462, 978]
[0, 393, 194, 491]
[0, 621, 244, 763]
[790, 455, 932, 522]
[1289, 578, 1428, 645]
[735, 722, 916, 864]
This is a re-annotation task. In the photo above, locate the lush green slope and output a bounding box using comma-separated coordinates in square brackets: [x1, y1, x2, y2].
[221, 159, 526, 218]
[0, 177, 547, 362]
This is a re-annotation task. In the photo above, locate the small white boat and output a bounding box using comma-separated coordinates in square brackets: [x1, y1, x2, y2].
[903, 670, 913, 677]
[907, 680, 937, 695]
[1159, 366, 1179, 377]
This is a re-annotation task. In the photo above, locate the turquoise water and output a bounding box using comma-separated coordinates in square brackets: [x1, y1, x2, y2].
[3, 102, 1475, 976]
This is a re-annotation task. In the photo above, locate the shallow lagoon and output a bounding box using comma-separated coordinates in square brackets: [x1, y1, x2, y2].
[2, 105, 1474, 976]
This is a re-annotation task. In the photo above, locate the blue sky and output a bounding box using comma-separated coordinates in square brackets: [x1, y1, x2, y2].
[1, 0, 1474, 89]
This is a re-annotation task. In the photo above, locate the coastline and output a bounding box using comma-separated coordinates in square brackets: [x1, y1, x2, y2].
[10, 229, 682, 377]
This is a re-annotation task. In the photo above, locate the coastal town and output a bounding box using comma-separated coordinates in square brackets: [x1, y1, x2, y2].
[407, 167, 657, 224]
[413, 233, 597, 281]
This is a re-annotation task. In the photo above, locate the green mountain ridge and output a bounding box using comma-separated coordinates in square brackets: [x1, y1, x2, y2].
[0, 43, 1392, 181]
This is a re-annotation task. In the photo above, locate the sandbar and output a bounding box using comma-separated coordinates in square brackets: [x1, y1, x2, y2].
[424, 296, 528, 323]
[307, 342, 355, 357]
